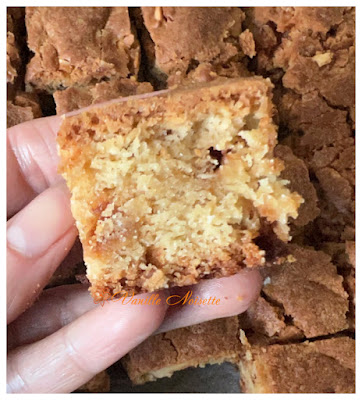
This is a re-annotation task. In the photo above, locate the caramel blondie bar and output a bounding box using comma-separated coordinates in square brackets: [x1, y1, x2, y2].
[25, 7, 140, 92]
[123, 317, 241, 385]
[140, 7, 254, 87]
[240, 245, 349, 342]
[239, 333, 355, 393]
[58, 77, 302, 298]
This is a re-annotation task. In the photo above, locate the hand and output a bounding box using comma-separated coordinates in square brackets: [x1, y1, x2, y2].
[7, 116, 262, 393]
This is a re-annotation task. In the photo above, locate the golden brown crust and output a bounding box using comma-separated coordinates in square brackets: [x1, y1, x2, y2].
[142, 7, 244, 74]
[239, 29, 256, 59]
[58, 77, 302, 297]
[240, 296, 287, 338]
[25, 7, 140, 92]
[167, 63, 251, 89]
[318, 240, 355, 329]
[141, 7, 254, 87]
[122, 317, 241, 384]
[239, 334, 355, 393]
[260, 245, 349, 338]
[249, 7, 347, 34]
[7, 92, 42, 128]
[54, 78, 153, 114]
[7, 102, 33, 128]
[240, 245, 349, 342]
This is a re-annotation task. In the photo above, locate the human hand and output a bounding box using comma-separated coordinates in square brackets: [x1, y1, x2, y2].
[7, 116, 262, 393]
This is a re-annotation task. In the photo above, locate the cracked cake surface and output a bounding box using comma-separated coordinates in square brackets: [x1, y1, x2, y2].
[275, 145, 319, 229]
[141, 7, 253, 87]
[58, 77, 302, 298]
[240, 245, 349, 342]
[122, 317, 241, 385]
[7, 7, 25, 86]
[25, 7, 140, 92]
[239, 333, 355, 393]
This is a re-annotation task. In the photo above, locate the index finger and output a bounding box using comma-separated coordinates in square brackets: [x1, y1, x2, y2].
[7, 116, 62, 218]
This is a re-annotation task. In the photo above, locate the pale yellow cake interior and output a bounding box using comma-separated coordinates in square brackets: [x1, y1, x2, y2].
[70, 95, 303, 293]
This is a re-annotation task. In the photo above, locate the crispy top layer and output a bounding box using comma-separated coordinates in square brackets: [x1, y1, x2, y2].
[26, 7, 140, 91]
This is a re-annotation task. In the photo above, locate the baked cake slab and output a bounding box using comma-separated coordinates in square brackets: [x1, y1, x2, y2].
[57, 77, 303, 299]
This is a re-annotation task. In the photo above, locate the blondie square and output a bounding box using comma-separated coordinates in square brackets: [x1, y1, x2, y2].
[239, 333, 355, 393]
[122, 317, 241, 385]
[141, 7, 253, 86]
[58, 77, 302, 298]
[25, 7, 140, 92]
[240, 245, 349, 342]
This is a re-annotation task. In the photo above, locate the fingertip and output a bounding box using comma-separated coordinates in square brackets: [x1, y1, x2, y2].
[157, 269, 262, 333]
[188, 268, 262, 313]
[221, 268, 263, 310]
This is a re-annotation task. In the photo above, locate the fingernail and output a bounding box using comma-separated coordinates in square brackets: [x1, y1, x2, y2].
[7, 182, 75, 258]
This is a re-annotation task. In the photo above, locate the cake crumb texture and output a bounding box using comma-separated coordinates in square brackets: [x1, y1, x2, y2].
[58, 78, 303, 297]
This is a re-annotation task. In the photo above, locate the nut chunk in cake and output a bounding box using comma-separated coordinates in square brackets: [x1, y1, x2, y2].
[57, 77, 303, 298]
